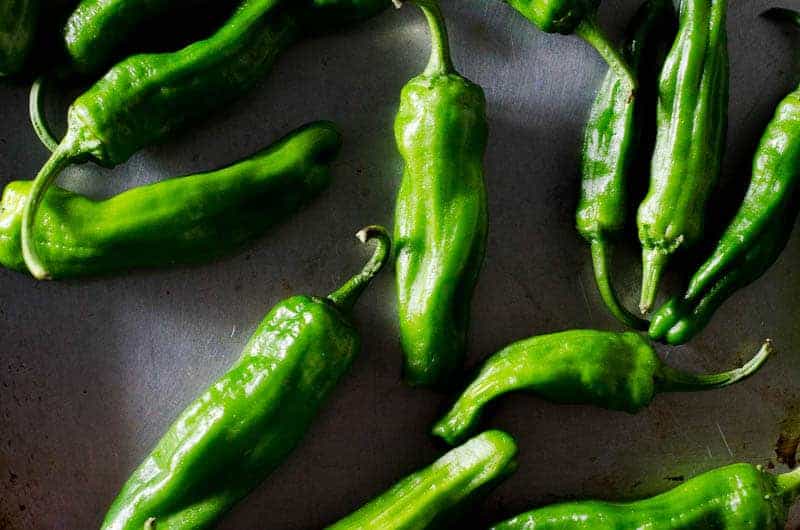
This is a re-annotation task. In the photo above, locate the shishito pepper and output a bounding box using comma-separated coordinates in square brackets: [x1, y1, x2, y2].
[577, 0, 676, 330]
[394, 0, 488, 387]
[433, 330, 772, 445]
[0, 122, 340, 279]
[326, 430, 518, 530]
[648, 8, 800, 345]
[101, 226, 391, 530]
[492, 462, 800, 529]
[637, 0, 730, 313]
[0, 0, 38, 76]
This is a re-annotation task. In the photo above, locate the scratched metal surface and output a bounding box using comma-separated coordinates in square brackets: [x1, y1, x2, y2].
[2, 0, 800, 528]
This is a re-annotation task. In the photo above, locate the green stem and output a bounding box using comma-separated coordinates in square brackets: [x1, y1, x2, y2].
[656, 340, 773, 393]
[22, 146, 75, 280]
[776, 465, 800, 504]
[640, 247, 668, 313]
[29, 75, 60, 152]
[576, 17, 637, 94]
[327, 225, 392, 312]
[590, 240, 648, 330]
[403, 0, 454, 75]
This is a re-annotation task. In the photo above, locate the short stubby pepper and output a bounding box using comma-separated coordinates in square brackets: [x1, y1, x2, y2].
[0, 122, 340, 279]
[433, 330, 772, 445]
[326, 430, 518, 530]
[491, 462, 800, 529]
[101, 226, 391, 530]
[0, 0, 39, 76]
[637, 0, 729, 313]
[647, 9, 800, 344]
[577, 0, 675, 330]
[505, 0, 636, 95]
[394, 0, 488, 387]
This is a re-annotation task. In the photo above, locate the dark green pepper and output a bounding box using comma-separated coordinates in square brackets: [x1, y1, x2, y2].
[0, 122, 339, 278]
[492, 462, 800, 529]
[577, 0, 675, 330]
[505, 0, 636, 95]
[637, 0, 730, 313]
[394, 0, 488, 387]
[433, 330, 771, 445]
[326, 430, 518, 530]
[101, 225, 391, 530]
[0, 0, 39, 76]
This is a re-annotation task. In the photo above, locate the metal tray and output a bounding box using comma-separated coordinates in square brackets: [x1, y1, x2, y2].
[2, 0, 800, 527]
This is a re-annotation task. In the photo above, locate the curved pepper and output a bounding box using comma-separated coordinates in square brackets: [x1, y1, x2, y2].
[577, 0, 676, 330]
[637, 0, 730, 313]
[394, 0, 488, 387]
[506, 0, 636, 94]
[433, 330, 772, 445]
[0, 0, 38, 76]
[492, 462, 800, 529]
[101, 225, 391, 530]
[326, 430, 518, 530]
[0, 122, 340, 279]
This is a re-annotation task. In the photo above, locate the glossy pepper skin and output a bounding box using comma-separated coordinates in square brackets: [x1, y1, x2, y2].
[0, 122, 339, 279]
[492, 463, 800, 529]
[0, 0, 38, 76]
[394, 0, 488, 387]
[433, 330, 771, 445]
[506, 0, 635, 95]
[326, 430, 518, 530]
[637, 0, 730, 313]
[577, 0, 676, 330]
[101, 226, 391, 530]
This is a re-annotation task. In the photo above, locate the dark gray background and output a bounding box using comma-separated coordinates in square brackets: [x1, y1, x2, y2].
[3, 0, 800, 528]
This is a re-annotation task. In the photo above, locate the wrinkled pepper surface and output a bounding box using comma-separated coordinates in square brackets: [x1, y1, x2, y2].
[327, 430, 518, 530]
[0, 122, 339, 278]
[648, 8, 800, 344]
[434, 330, 771, 445]
[637, 0, 729, 313]
[0, 0, 38, 76]
[492, 462, 800, 529]
[101, 226, 391, 530]
[577, 0, 675, 329]
[394, 0, 488, 387]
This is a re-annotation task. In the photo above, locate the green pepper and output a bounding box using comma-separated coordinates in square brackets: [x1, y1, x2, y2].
[505, 0, 636, 95]
[394, 0, 488, 387]
[492, 462, 800, 529]
[577, 0, 675, 330]
[326, 430, 518, 530]
[0, 0, 39, 76]
[637, 0, 730, 313]
[101, 225, 391, 530]
[433, 330, 771, 445]
[0, 122, 339, 279]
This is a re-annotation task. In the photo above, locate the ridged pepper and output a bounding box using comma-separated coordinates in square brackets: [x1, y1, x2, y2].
[637, 0, 729, 313]
[101, 226, 391, 530]
[394, 0, 488, 387]
[505, 0, 636, 95]
[433, 330, 771, 445]
[577, 0, 675, 330]
[0, 0, 38, 76]
[0, 122, 339, 278]
[326, 430, 518, 530]
[492, 462, 800, 529]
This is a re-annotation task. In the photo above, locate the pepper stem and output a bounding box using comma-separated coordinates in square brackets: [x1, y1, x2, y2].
[576, 17, 637, 94]
[776, 465, 800, 504]
[655, 340, 773, 393]
[590, 240, 648, 330]
[22, 146, 75, 280]
[395, 0, 454, 75]
[29, 75, 60, 152]
[639, 246, 668, 313]
[327, 225, 392, 312]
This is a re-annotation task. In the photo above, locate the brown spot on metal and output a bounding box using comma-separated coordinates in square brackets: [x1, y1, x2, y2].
[775, 432, 800, 468]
